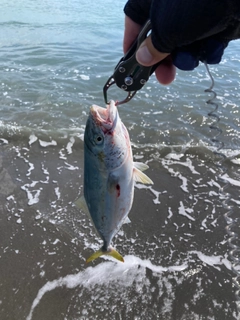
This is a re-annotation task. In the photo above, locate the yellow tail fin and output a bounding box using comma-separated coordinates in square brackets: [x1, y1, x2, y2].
[86, 247, 124, 263]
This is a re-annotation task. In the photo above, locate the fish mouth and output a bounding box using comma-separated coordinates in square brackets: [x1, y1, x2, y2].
[90, 100, 117, 131]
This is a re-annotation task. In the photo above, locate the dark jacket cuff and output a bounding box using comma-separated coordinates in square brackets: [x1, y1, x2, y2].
[124, 0, 152, 25]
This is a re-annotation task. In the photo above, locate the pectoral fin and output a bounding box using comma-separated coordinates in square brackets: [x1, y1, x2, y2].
[133, 162, 149, 171]
[133, 167, 153, 184]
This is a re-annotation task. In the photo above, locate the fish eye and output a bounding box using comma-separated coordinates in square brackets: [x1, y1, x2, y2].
[94, 135, 103, 144]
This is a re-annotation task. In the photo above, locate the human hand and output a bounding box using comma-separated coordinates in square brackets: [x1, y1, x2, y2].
[124, 0, 240, 84]
[123, 16, 176, 85]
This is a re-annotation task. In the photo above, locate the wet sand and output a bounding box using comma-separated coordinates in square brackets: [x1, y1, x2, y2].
[0, 136, 239, 320]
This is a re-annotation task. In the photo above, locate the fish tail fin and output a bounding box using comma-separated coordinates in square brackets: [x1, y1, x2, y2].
[107, 247, 124, 262]
[86, 247, 124, 263]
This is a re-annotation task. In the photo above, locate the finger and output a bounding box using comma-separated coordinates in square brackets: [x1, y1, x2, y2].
[136, 36, 169, 66]
[123, 16, 141, 54]
[155, 56, 176, 85]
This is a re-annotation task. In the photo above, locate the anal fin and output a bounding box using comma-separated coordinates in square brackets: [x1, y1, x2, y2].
[74, 196, 90, 214]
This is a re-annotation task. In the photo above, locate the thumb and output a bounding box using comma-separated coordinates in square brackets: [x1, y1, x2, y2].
[136, 36, 169, 66]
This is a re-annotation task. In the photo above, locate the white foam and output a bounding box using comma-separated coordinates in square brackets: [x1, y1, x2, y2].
[134, 154, 144, 160]
[52, 239, 60, 245]
[54, 187, 60, 200]
[165, 153, 185, 161]
[40, 176, 49, 184]
[66, 136, 75, 154]
[6, 195, 15, 201]
[161, 160, 190, 193]
[231, 199, 240, 205]
[135, 183, 162, 205]
[220, 173, 240, 187]
[26, 162, 34, 177]
[63, 162, 79, 171]
[59, 148, 67, 160]
[0, 138, 8, 144]
[80, 74, 89, 80]
[190, 251, 232, 271]
[152, 110, 163, 115]
[211, 218, 218, 227]
[162, 155, 200, 176]
[201, 217, 208, 229]
[178, 201, 195, 221]
[231, 158, 240, 165]
[26, 255, 188, 320]
[150, 187, 161, 204]
[35, 210, 42, 220]
[29, 134, 38, 146]
[179, 174, 189, 193]
[39, 139, 57, 147]
[21, 181, 41, 205]
[167, 207, 173, 219]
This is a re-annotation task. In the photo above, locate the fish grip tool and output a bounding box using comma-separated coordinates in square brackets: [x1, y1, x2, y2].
[204, 62, 240, 312]
[103, 20, 160, 106]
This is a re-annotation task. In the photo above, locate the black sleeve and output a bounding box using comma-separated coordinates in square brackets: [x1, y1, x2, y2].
[124, 0, 152, 25]
[124, 0, 240, 53]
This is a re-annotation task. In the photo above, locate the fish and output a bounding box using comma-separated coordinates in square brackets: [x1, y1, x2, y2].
[75, 100, 153, 263]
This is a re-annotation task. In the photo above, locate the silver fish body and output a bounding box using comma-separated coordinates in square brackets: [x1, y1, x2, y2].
[76, 100, 153, 262]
